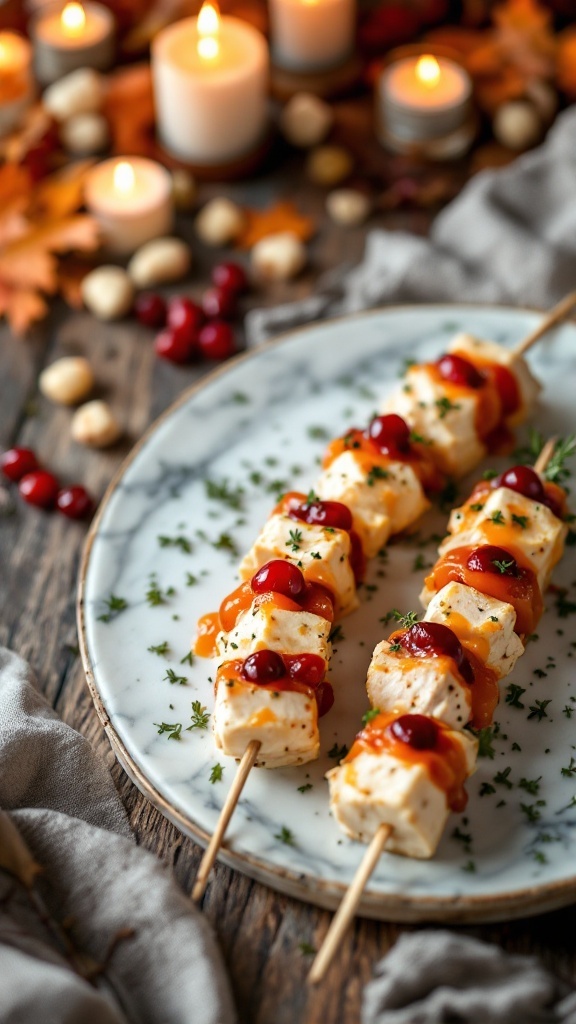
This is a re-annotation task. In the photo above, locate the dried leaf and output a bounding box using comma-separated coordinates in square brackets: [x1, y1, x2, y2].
[557, 28, 576, 97]
[0, 105, 55, 167]
[0, 810, 43, 888]
[237, 201, 316, 249]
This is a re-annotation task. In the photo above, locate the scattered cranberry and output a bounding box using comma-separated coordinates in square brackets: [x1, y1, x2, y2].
[202, 286, 237, 320]
[198, 321, 236, 361]
[436, 354, 485, 389]
[166, 297, 204, 344]
[212, 261, 248, 295]
[290, 499, 353, 531]
[315, 681, 335, 717]
[1, 447, 39, 482]
[286, 654, 325, 686]
[154, 328, 196, 364]
[367, 414, 411, 456]
[56, 485, 94, 520]
[251, 559, 305, 598]
[495, 465, 545, 503]
[134, 292, 167, 329]
[467, 545, 519, 577]
[389, 714, 438, 750]
[242, 650, 285, 683]
[18, 470, 59, 508]
[401, 621, 474, 684]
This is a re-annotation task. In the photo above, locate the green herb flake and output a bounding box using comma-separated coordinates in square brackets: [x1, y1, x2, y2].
[494, 767, 513, 789]
[158, 534, 192, 553]
[297, 783, 313, 794]
[527, 699, 552, 721]
[154, 721, 182, 740]
[164, 668, 187, 686]
[362, 708, 380, 726]
[366, 465, 389, 487]
[209, 763, 224, 784]
[511, 513, 529, 530]
[328, 624, 344, 644]
[188, 700, 210, 730]
[488, 510, 506, 526]
[205, 478, 244, 510]
[97, 594, 128, 623]
[328, 742, 348, 760]
[435, 396, 461, 419]
[505, 683, 526, 708]
[519, 776, 542, 794]
[274, 826, 296, 846]
[286, 528, 303, 552]
[148, 641, 170, 657]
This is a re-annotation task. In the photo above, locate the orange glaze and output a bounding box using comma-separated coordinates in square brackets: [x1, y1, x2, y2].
[452, 355, 521, 419]
[274, 490, 365, 583]
[460, 478, 568, 523]
[322, 430, 444, 494]
[216, 659, 315, 701]
[425, 545, 543, 636]
[194, 612, 220, 658]
[345, 711, 470, 813]
[426, 363, 502, 445]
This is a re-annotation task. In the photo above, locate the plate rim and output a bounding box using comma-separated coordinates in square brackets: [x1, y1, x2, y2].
[77, 300, 576, 922]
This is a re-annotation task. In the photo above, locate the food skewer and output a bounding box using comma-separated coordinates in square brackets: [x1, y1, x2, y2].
[514, 291, 576, 355]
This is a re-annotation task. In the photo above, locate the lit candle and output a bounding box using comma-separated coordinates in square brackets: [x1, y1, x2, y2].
[0, 32, 34, 137]
[152, 2, 269, 166]
[269, 0, 355, 72]
[377, 53, 473, 156]
[32, 1, 115, 85]
[85, 157, 174, 256]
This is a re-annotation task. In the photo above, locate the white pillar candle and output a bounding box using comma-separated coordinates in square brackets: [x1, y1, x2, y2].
[84, 157, 174, 256]
[270, 0, 355, 72]
[377, 54, 472, 145]
[32, 1, 115, 85]
[0, 32, 34, 137]
[152, 3, 269, 166]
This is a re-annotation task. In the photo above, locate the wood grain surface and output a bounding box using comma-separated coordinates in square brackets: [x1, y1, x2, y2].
[1, 105, 574, 1022]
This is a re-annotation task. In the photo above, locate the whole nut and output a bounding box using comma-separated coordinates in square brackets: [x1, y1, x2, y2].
[81, 266, 134, 321]
[326, 188, 371, 227]
[71, 400, 122, 448]
[493, 101, 542, 151]
[60, 112, 109, 155]
[194, 197, 245, 247]
[128, 237, 192, 288]
[306, 145, 354, 187]
[251, 232, 306, 282]
[280, 92, 334, 148]
[39, 356, 94, 406]
[171, 169, 197, 211]
[42, 68, 105, 121]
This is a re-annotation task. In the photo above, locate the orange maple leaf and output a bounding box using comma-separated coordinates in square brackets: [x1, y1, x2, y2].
[237, 201, 316, 249]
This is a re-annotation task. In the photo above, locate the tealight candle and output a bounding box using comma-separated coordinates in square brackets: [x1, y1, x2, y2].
[32, 1, 115, 85]
[269, 0, 355, 72]
[152, 2, 268, 167]
[0, 32, 34, 137]
[85, 157, 174, 256]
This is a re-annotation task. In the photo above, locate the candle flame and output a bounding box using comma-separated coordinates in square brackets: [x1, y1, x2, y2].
[0, 36, 10, 67]
[197, 1, 220, 60]
[416, 55, 441, 88]
[61, 2, 87, 35]
[113, 161, 136, 194]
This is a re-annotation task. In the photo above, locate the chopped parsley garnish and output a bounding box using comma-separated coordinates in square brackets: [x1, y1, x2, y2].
[180, 651, 194, 666]
[561, 756, 576, 778]
[328, 742, 348, 760]
[307, 425, 330, 440]
[306, 489, 319, 504]
[188, 700, 210, 729]
[511, 514, 529, 530]
[388, 642, 403, 653]
[469, 502, 484, 512]
[209, 763, 224, 784]
[461, 860, 476, 873]
[297, 783, 313, 794]
[213, 532, 239, 557]
[494, 767, 513, 789]
[328, 624, 344, 643]
[185, 573, 198, 586]
[519, 776, 541, 794]
[412, 553, 430, 572]
[310, 551, 322, 560]
[362, 708, 380, 726]
[488, 510, 505, 525]
[164, 668, 187, 685]
[97, 594, 128, 623]
[527, 699, 551, 721]
[520, 802, 544, 823]
[436, 396, 461, 419]
[146, 579, 175, 607]
[473, 724, 498, 759]
[274, 826, 295, 846]
[483, 468, 498, 480]
[563, 705, 574, 718]
[479, 782, 496, 796]
[154, 721, 182, 740]
[505, 684, 526, 708]
[386, 608, 419, 630]
[205, 478, 244, 510]
[232, 391, 249, 404]
[286, 528, 303, 552]
[366, 465, 389, 487]
[157, 534, 192, 553]
[409, 430, 431, 445]
[148, 641, 170, 656]
[492, 557, 515, 574]
[554, 590, 576, 619]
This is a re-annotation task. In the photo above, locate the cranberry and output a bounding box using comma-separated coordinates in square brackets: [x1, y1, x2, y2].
[154, 328, 196, 364]
[134, 292, 167, 329]
[1, 447, 39, 482]
[56, 485, 94, 520]
[315, 681, 334, 717]
[198, 321, 236, 361]
[251, 559, 305, 598]
[166, 297, 204, 344]
[401, 621, 474, 684]
[286, 654, 325, 686]
[495, 465, 545, 503]
[290, 499, 353, 531]
[242, 650, 285, 683]
[489, 365, 520, 416]
[436, 353, 485, 389]
[466, 545, 519, 577]
[18, 470, 59, 508]
[202, 286, 237, 320]
[212, 261, 248, 295]
[367, 414, 411, 455]
[389, 714, 439, 750]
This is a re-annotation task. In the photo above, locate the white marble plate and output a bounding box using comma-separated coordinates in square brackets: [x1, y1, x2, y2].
[79, 305, 576, 922]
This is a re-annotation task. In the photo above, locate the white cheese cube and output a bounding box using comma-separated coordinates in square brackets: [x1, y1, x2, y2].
[239, 513, 358, 616]
[316, 449, 429, 557]
[424, 581, 524, 680]
[383, 365, 485, 477]
[214, 674, 319, 769]
[366, 641, 471, 730]
[327, 729, 477, 858]
[216, 601, 331, 665]
[448, 333, 540, 426]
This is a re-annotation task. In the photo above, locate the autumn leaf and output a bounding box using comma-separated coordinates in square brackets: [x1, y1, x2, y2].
[557, 27, 576, 98]
[237, 201, 316, 249]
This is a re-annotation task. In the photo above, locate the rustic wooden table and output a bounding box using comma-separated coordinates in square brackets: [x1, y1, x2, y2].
[1, 100, 574, 1023]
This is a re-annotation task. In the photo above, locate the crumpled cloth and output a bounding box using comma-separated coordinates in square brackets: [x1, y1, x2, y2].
[0, 646, 236, 1024]
[247, 105, 576, 346]
[362, 931, 576, 1024]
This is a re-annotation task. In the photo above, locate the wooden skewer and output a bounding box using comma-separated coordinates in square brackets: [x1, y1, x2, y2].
[192, 738, 261, 902]
[534, 437, 557, 475]
[308, 823, 392, 985]
[514, 291, 576, 356]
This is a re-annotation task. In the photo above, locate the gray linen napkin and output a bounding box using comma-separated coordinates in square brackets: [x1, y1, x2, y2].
[0, 646, 236, 1024]
[362, 932, 576, 1024]
[246, 105, 576, 347]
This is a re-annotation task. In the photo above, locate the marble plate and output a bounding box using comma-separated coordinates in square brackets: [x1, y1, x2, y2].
[79, 305, 576, 923]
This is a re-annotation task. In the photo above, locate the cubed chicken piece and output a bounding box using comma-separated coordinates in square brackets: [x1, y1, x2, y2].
[316, 449, 429, 557]
[366, 641, 471, 730]
[424, 581, 524, 680]
[327, 729, 477, 858]
[216, 601, 331, 665]
[239, 513, 358, 616]
[383, 365, 485, 477]
[448, 333, 540, 426]
[214, 673, 319, 769]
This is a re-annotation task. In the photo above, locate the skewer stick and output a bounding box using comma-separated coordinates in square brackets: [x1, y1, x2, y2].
[534, 437, 557, 474]
[308, 823, 392, 984]
[192, 739, 261, 902]
[514, 291, 576, 356]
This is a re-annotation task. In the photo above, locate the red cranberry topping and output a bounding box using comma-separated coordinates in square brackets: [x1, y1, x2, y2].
[202, 286, 237, 320]
[18, 470, 59, 508]
[154, 328, 196, 364]
[315, 681, 334, 717]
[212, 262, 248, 294]
[242, 650, 286, 683]
[198, 321, 236, 361]
[367, 414, 411, 456]
[401, 621, 474, 684]
[166, 297, 204, 343]
[251, 559, 305, 598]
[1, 447, 39, 482]
[389, 714, 439, 750]
[466, 545, 519, 577]
[436, 353, 485, 389]
[134, 292, 167, 329]
[289, 499, 353, 531]
[56, 485, 94, 520]
[285, 654, 325, 686]
[495, 465, 545, 503]
[489, 364, 520, 416]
